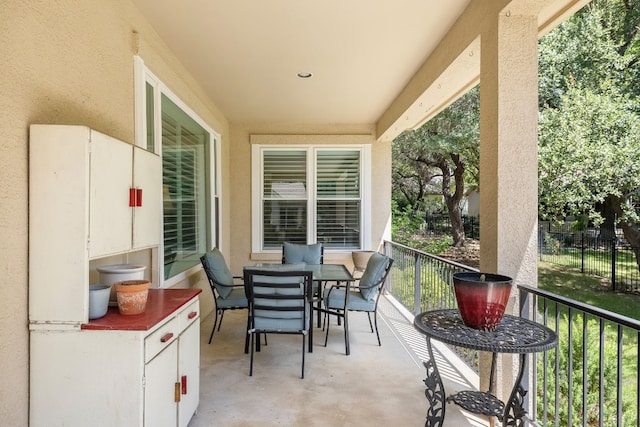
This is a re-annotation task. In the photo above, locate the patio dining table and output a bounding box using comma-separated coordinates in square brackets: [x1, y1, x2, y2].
[244, 263, 355, 352]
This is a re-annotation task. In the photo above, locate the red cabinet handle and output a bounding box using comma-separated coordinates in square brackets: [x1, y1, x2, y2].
[160, 332, 174, 343]
[129, 188, 136, 207]
[136, 188, 143, 207]
[188, 311, 197, 319]
[181, 375, 187, 394]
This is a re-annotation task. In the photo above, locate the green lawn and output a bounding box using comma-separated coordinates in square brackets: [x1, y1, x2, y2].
[538, 260, 640, 320]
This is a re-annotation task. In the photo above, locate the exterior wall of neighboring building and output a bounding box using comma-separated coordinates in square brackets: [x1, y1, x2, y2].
[1, 2, 230, 424]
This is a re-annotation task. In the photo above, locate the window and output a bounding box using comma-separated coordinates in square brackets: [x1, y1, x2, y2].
[316, 150, 361, 248]
[135, 56, 220, 285]
[252, 141, 371, 253]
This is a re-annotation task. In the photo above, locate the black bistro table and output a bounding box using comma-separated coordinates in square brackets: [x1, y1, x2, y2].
[413, 309, 557, 427]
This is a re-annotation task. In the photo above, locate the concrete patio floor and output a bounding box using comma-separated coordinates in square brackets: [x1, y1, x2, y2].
[188, 296, 491, 427]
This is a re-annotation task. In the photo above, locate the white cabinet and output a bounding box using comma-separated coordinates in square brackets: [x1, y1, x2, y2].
[88, 135, 162, 258]
[143, 298, 201, 427]
[29, 291, 200, 427]
[28, 124, 201, 427]
[29, 125, 162, 325]
[177, 310, 200, 427]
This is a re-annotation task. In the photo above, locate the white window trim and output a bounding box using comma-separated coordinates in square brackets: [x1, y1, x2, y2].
[251, 143, 371, 254]
[134, 55, 222, 287]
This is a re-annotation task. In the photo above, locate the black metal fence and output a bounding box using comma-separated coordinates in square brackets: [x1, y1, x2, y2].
[538, 221, 640, 293]
[519, 284, 640, 427]
[383, 239, 640, 426]
[424, 214, 480, 240]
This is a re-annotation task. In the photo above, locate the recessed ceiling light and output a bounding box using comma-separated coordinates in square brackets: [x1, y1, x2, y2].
[297, 72, 313, 78]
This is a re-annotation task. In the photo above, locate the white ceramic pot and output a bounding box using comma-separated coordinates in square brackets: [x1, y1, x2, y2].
[97, 264, 147, 302]
[88, 284, 111, 319]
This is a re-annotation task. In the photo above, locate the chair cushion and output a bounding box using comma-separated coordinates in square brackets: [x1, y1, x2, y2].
[249, 270, 310, 331]
[203, 248, 234, 298]
[323, 287, 375, 312]
[215, 287, 248, 309]
[283, 242, 322, 264]
[252, 272, 305, 318]
[359, 252, 389, 301]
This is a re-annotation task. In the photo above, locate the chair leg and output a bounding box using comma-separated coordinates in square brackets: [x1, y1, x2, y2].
[373, 312, 381, 346]
[343, 310, 350, 356]
[208, 309, 221, 344]
[323, 311, 331, 347]
[249, 330, 255, 376]
[301, 333, 306, 379]
[218, 310, 225, 331]
[244, 313, 251, 354]
[366, 312, 374, 333]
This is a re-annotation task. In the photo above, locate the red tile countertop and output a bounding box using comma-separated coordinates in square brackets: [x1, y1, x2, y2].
[82, 288, 202, 331]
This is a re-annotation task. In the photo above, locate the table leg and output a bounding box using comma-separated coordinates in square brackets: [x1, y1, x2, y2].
[343, 280, 350, 355]
[423, 337, 445, 427]
[316, 281, 323, 328]
[502, 353, 528, 427]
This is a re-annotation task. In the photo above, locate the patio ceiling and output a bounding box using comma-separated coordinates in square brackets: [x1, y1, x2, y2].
[130, 0, 471, 128]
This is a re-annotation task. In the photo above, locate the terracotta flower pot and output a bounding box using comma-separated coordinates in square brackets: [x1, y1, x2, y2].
[114, 279, 150, 315]
[452, 272, 512, 331]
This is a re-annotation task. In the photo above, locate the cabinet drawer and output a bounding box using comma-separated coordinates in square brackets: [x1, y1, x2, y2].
[178, 299, 199, 332]
[145, 316, 178, 363]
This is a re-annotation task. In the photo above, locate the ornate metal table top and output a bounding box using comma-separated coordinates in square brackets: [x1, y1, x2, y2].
[414, 309, 557, 354]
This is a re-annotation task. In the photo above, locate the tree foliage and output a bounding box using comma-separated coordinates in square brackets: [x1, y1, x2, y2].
[538, 0, 640, 265]
[392, 87, 479, 247]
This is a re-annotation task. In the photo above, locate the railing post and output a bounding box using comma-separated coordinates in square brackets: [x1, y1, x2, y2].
[414, 252, 421, 315]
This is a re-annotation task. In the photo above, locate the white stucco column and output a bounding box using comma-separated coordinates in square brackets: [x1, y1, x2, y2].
[479, 9, 539, 411]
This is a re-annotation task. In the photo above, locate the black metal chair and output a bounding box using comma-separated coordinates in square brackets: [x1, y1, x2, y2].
[243, 268, 314, 379]
[323, 252, 394, 354]
[282, 242, 324, 326]
[200, 248, 249, 345]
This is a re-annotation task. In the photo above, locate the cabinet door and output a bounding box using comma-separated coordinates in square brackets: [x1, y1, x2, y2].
[178, 321, 200, 427]
[89, 131, 133, 258]
[133, 147, 162, 249]
[29, 125, 91, 324]
[144, 341, 178, 427]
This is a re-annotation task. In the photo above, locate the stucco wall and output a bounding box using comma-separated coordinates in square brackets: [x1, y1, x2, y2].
[0, 1, 229, 424]
[227, 123, 392, 275]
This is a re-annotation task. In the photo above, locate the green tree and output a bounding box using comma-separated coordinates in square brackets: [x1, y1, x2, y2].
[392, 87, 479, 247]
[538, 0, 640, 269]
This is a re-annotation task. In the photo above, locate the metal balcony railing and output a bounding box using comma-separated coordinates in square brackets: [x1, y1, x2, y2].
[383, 240, 640, 427]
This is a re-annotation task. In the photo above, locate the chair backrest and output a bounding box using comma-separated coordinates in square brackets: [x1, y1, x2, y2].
[281, 242, 324, 264]
[243, 268, 314, 331]
[200, 248, 235, 299]
[358, 253, 394, 301]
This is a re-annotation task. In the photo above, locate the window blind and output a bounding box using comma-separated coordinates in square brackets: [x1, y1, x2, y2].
[161, 94, 210, 278]
[262, 150, 307, 248]
[316, 150, 361, 248]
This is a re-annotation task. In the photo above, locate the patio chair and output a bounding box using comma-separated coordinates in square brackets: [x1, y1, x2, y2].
[200, 248, 249, 345]
[282, 241, 324, 326]
[243, 268, 314, 378]
[323, 252, 393, 353]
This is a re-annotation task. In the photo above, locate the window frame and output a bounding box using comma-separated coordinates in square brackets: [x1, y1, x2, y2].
[134, 56, 221, 287]
[251, 142, 371, 255]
